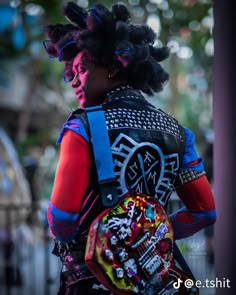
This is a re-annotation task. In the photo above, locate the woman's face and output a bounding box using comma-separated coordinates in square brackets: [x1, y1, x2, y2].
[71, 50, 112, 108]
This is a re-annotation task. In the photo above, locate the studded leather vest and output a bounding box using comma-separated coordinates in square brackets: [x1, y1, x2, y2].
[69, 86, 186, 234]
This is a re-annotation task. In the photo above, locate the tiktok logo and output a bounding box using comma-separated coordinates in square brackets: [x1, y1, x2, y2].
[173, 278, 194, 289]
[173, 278, 183, 289]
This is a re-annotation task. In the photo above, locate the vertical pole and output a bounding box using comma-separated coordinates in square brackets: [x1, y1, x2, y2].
[214, 1, 236, 294]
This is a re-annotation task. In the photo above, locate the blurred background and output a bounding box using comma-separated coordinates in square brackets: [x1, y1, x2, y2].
[0, 0, 214, 294]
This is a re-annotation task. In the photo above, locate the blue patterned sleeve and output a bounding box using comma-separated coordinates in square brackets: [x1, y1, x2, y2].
[56, 118, 89, 144]
[48, 202, 80, 243]
[181, 127, 204, 171]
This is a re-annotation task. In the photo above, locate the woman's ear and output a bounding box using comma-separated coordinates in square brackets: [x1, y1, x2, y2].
[107, 65, 119, 79]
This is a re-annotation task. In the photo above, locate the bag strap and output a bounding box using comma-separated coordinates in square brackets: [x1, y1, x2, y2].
[86, 105, 119, 207]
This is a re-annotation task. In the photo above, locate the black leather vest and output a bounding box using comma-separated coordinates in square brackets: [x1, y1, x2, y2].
[55, 86, 186, 284]
[71, 86, 185, 233]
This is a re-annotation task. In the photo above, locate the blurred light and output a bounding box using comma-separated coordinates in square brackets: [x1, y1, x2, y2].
[201, 16, 214, 30]
[132, 7, 145, 19]
[146, 3, 157, 13]
[189, 20, 200, 31]
[76, 0, 88, 9]
[153, 39, 163, 47]
[197, 78, 208, 92]
[25, 4, 44, 16]
[44, 145, 56, 158]
[158, 0, 169, 11]
[187, 70, 208, 92]
[199, 0, 212, 3]
[128, 0, 140, 6]
[205, 128, 214, 144]
[179, 27, 191, 40]
[10, 0, 20, 8]
[146, 14, 161, 35]
[0, 5, 17, 33]
[30, 41, 42, 56]
[177, 46, 193, 59]
[12, 25, 25, 49]
[208, 7, 213, 16]
[149, 0, 163, 4]
[167, 39, 179, 53]
[162, 9, 174, 19]
[205, 38, 214, 56]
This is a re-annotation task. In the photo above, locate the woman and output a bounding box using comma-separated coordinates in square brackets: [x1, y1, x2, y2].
[44, 2, 216, 294]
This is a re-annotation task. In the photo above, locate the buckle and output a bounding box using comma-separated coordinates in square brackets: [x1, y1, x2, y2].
[99, 178, 119, 207]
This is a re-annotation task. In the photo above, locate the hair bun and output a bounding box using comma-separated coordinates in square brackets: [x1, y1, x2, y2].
[45, 24, 77, 43]
[115, 21, 129, 40]
[150, 46, 170, 62]
[129, 25, 156, 45]
[112, 4, 130, 23]
[86, 4, 115, 34]
[63, 1, 87, 28]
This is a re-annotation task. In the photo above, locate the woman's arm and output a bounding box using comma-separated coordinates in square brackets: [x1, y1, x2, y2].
[170, 175, 216, 239]
[47, 129, 91, 242]
[169, 128, 216, 239]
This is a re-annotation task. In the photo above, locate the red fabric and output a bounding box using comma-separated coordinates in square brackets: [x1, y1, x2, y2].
[174, 211, 194, 224]
[176, 175, 215, 212]
[187, 159, 199, 166]
[50, 130, 91, 213]
[175, 176, 215, 223]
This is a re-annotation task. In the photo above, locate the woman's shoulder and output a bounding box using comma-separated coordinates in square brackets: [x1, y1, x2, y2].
[56, 108, 90, 144]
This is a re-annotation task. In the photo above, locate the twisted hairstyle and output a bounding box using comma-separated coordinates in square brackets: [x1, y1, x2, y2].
[44, 2, 170, 96]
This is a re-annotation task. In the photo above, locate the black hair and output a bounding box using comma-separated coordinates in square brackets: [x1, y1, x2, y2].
[44, 2, 170, 96]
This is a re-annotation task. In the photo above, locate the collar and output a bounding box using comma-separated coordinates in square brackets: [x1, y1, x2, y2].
[104, 85, 133, 103]
[103, 84, 151, 105]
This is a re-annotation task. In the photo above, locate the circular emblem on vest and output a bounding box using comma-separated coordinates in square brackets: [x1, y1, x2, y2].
[124, 144, 164, 197]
